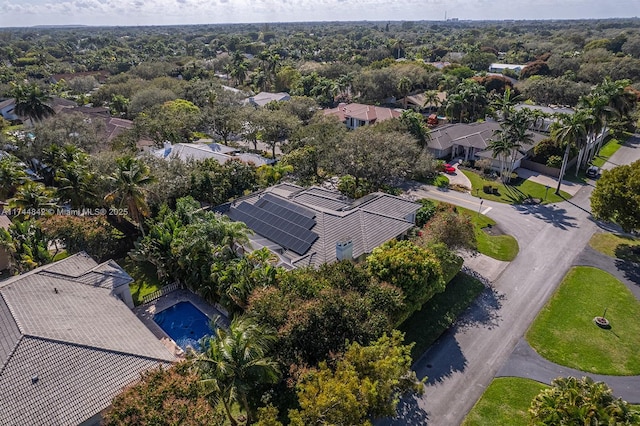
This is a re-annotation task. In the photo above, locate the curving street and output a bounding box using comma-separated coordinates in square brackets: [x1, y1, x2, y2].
[385, 134, 640, 426]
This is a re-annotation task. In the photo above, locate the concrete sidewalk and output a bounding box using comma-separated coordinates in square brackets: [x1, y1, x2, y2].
[515, 167, 584, 196]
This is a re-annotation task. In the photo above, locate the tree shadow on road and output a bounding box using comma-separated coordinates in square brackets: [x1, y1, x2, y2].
[380, 395, 431, 426]
[513, 203, 578, 230]
[614, 259, 640, 287]
[455, 285, 506, 332]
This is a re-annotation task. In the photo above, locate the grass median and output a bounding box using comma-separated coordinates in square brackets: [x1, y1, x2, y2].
[462, 377, 547, 426]
[526, 266, 640, 375]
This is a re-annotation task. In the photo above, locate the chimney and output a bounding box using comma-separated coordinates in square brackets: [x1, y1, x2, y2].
[336, 239, 353, 261]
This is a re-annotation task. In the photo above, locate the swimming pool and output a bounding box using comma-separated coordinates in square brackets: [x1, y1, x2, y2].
[153, 301, 214, 351]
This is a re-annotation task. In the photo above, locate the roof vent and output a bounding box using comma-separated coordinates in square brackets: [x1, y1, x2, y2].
[31, 375, 39, 384]
[54, 287, 58, 294]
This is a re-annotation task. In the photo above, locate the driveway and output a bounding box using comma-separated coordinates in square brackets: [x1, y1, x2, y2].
[384, 134, 640, 426]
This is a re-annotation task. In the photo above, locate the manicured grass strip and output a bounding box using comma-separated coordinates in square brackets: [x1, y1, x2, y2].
[526, 267, 640, 375]
[419, 174, 450, 188]
[462, 170, 570, 204]
[456, 206, 519, 261]
[124, 260, 163, 306]
[399, 272, 485, 360]
[592, 138, 623, 168]
[589, 232, 640, 263]
[462, 377, 547, 426]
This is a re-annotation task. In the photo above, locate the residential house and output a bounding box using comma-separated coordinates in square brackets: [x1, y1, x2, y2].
[398, 92, 447, 112]
[426, 121, 547, 170]
[0, 252, 175, 425]
[152, 142, 275, 167]
[488, 63, 527, 75]
[222, 183, 420, 269]
[324, 103, 402, 130]
[246, 92, 291, 107]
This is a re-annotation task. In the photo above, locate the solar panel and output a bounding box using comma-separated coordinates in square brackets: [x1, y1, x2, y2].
[259, 193, 316, 219]
[259, 201, 316, 229]
[231, 202, 318, 255]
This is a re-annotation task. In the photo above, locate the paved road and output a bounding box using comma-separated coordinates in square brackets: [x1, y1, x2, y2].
[385, 134, 640, 426]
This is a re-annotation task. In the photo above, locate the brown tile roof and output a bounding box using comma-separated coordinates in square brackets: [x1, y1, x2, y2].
[324, 103, 401, 124]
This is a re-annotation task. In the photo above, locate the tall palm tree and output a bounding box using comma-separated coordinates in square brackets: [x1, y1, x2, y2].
[104, 156, 156, 234]
[11, 82, 55, 124]
[423, 90, 441, 113]
[397, 76, 413, 109]
[219, 218, 252, 256]
[488, 136, 512, 182]
[553, 112, 589, 194]
[197, 317, 280, 426]
[490, 87, 521, 121]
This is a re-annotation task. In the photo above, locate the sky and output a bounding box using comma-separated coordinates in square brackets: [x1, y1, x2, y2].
[0, 0, 638, 28]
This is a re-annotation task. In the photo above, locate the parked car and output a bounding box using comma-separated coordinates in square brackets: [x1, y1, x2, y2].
[586, 165, 600, 178]
[443, 163, 456, 174]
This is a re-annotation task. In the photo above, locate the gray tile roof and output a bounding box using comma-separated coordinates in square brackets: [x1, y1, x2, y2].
[229, 186, 419, 268]
[0, 253, 174, 425]
[0, 336, 166, 426]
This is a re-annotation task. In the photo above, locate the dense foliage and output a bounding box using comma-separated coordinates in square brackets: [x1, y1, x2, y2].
[591, 160, 640, 232]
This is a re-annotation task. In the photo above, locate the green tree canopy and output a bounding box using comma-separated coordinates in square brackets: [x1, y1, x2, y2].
[288, 331, 423, 426]
[591, 160, 640, 233]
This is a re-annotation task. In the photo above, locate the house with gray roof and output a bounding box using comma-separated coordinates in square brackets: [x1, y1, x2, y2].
[225, 184, 420, 269]
[0, 252, 175, 425]
[152, 142, 275, 167]
[246, 92, 291, 107]
[426, 121, 547, 171]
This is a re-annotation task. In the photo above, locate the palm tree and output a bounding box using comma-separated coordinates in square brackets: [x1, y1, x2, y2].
[219, 218, 252, 256]
[0, 154, 28, 200]
[197, 317, 281, 425]
[397, 76, 413, 109]
[11, 82, 55, 124]
[529, 376, 640, 425]
[104, 156, 156, 234]
[423, 90, 441, 113]
[8, 181, 58, 217]
[55, 162, 96, 209]
[553, 112, 589, 194]
[0, 219, 53, 273]
[488, 136, 512, 182]
[490, 87, 521, 121]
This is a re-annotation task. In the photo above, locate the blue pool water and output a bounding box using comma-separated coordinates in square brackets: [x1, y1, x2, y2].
[153, 301, 213, 351]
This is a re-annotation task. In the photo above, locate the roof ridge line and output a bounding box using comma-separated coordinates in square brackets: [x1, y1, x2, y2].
[21, 334, 173, 364]
[0, 334, 24, 376]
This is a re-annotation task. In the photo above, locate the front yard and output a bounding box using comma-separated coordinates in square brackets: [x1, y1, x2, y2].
[462, 170, 570, 204]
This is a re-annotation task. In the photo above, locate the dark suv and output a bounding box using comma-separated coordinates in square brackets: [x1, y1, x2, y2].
[586, 165, 600, 178]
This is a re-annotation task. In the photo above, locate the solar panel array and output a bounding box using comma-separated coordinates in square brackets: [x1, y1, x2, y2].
[231, 201, 318, 255]
[258, 200, 316, 229]
[259, 193, 316, 219]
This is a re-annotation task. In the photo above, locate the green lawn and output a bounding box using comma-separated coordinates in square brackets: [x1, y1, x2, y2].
[462, 170, 570, 204]
[122, 259, 163, 306]
[456, 206, 519, 261]
[462, 377, 548, 426]
[592, 138, 623, 168]
[589, 232, 640, 263]
[419, 174, 450, 188]
[527, 266, 640, 375]
[399, 272, 485, 360]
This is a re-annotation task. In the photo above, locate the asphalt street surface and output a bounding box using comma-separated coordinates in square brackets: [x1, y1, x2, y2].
[383, 134, 640, 426]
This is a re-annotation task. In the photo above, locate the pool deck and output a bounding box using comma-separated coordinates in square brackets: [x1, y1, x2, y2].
[134, 289, 229, 358]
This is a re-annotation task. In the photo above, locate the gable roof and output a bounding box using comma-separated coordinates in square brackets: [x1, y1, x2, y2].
[227, 184, 419, 268]
[324, 103, 402, 124]
[0, 253, 174, 425]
